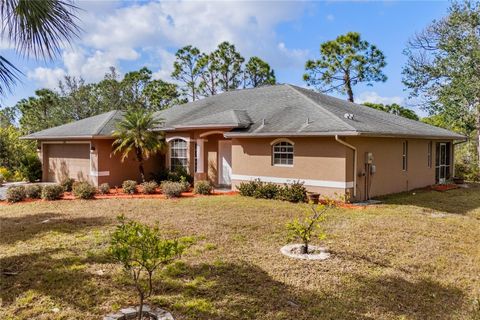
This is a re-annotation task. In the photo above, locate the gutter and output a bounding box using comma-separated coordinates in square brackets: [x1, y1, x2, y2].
[335, 135, 357, 198]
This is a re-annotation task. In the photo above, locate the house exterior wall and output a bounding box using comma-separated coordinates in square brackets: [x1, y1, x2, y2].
[94, 139, 164, 187]
[230, 137, 350, 197]
[344, 137, 453, 201]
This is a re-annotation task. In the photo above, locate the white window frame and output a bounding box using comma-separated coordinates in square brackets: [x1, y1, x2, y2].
[271, 139, 294, 167]
[169, 138, 188, 171]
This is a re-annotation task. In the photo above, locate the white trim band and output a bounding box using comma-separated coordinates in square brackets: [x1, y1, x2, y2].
[231, 174, 354, 189]
[90, 171, 110, 177]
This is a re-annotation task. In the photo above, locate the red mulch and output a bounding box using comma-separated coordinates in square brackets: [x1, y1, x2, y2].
[0, 188, 238, 205]
[428, 184, 460, 192]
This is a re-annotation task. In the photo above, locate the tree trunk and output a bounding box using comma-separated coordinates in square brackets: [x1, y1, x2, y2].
[138, 294, 144, 320]
[301, 241, 308, 254]
[344, 73, 354, 103]
[477, 111, 480, 171]
[136, 148, 145, 182]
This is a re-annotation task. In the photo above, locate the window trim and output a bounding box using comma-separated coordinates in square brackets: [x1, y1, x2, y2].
[169, 138, 188, 171]
[271, 139, 294, 167]
[402, 140, 408, 171]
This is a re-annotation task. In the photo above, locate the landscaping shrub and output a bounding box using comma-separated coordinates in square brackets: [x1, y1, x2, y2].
[254, 182, 280, 199]
[25, 185, 42, 199]
[276, 181, 307, 203]
[18, 154, 42, 182]
[194, 180, 213, 195]
[152, 167, 193, 184]
[161, 181, 184, 198]
[0, 174, 4, 186]
[41, 184, 64, 200]
[6, 185, 26, 203]
[141, 181, 158, 194]
[98, 183, 110, 194]
[60, 177, 75, 192]
[0, 167, 12, 181]
[72, 181, 96, 199]
[237, 179, 262, 197]
[179, 176, 191, 192]
[122, 180, 138, 194]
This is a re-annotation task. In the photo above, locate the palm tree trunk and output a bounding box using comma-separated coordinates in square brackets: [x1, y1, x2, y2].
[136, 148, 146, 182]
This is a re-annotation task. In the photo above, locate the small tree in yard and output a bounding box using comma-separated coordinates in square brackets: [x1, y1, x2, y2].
[286, 198, 336, 254]
[110, 215, 191, 320]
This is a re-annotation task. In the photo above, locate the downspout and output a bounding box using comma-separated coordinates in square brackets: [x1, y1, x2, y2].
[335, 135, 357, 198]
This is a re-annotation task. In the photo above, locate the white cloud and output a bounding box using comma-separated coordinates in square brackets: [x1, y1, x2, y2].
[28, 1, 309, 88]
[27, 67, 66, 89]
[326, 14, 335, 21]
[356, 91, 404, 105]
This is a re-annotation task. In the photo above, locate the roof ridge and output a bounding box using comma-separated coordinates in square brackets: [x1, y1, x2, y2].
[94, 110, 120, 136]
[285, 84, 356, 131]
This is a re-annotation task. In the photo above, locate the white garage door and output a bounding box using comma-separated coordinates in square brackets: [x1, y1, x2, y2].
[47, 144, 90, 183]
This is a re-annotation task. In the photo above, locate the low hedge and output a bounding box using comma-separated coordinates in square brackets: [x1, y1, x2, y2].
[161, 181, 184, 198]
[41, 184, 64, 200]
[237, 179, 307, 203]
[60, 177, 75, 192]
[72, 181, 96, 199]
[122, 180, 138, 194]
[194, 180, 213, 195]
[98, 183, 110, 194]
[141, 181, 158, 194]
[25, 185, 42, 199]
[6, 186, 26, 203]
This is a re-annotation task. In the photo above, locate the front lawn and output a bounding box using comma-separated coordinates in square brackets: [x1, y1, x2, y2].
[1, 185, 479, 319]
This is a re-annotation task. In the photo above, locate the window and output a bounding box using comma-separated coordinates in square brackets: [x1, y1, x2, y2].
[427, 141, 432, 168]
[273, 141, 294, 166]
[170, 139, 188, 170]
[402, 141, 408, 171]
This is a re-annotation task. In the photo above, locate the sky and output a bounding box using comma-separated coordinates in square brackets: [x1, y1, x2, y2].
[0, 0, 451, 116]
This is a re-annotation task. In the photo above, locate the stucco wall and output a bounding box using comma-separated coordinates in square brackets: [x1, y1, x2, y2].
[230, 137, 350, 197]
[344, 137, 453, 200]
[94, 139, 164, 187]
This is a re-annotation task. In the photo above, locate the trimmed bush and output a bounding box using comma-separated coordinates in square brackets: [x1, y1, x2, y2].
[98, 183, 110, 195]
[122, 180, 138, 194]
[18, 154, 42, 182]
[161, 181, 184, 198]
[41, 184, 64, 200]
[276, 181, 307, 203]
[25, 185, 42, 199]
[72, 181, 96, 199]
[152, 167, 194, 185]
[6, 185, 26, 203]
[194, 180, 213, 195]
[141, 181, 158, 194]
[60, 177, 75, 192]
[237, 179, 262, 197]
[253, 182, 279, 199]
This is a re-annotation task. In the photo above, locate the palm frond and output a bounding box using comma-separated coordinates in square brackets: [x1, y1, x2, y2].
[0, 55, 21, 96]
[1, 0, 81, 60]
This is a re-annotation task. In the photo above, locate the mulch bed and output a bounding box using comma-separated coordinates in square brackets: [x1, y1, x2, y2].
[428, 184, 460, 192]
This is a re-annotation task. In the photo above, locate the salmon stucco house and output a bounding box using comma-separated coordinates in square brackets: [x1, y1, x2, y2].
[24, 84, 465, 201]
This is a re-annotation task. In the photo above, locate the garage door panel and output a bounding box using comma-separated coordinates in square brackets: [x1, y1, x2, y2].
[47, 144, 90, 183]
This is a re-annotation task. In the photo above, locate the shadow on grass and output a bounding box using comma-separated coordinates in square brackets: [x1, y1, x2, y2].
[377, 183, 480, 215]
[0, 212, 111, 244]
[151, 261, 466, 320]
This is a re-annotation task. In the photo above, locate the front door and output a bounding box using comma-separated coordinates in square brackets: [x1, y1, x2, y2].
[218, 140, 232, 186]
[436, 142, 450, 184]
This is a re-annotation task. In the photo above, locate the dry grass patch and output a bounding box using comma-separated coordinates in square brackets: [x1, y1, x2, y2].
[1, 185, 480, 319]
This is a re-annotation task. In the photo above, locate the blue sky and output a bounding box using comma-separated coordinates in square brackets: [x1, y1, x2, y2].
[1, 1, 450, 116]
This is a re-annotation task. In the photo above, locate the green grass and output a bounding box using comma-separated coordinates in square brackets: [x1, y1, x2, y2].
[1, 184, 480, 319]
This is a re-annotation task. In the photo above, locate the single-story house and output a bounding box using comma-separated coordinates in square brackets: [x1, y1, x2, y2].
[23, 84, 465, 201]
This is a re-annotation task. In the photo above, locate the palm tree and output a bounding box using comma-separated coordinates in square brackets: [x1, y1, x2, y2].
[0, 0, 80, 97]
[112, 109, 166, 182]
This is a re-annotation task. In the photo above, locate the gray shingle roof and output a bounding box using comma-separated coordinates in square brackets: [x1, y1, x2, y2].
[23, 84, 465, 140]
[22, 110, 123, 139]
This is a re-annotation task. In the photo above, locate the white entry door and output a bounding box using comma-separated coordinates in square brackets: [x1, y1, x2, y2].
[218, 140, 232, 186]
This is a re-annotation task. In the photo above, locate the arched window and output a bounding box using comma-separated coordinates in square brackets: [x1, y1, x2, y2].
[272, 141, 294, 166]
[170, 139, 188, 170]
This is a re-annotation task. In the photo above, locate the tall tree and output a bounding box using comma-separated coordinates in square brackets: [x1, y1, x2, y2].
[244, 56, 276, 88]
[197, 53, 221, 97]
[143, 79, 186, 111]
[0, 0, 80, 97]
[96, 67, 124, 111]
[112, 109, 166, 182]
[403, 0, 480, 169]
[304, 32, 387, 102]
[15, 89, 66, 133]
[210, 41, 245, 92]
[121, 67, 153, 109]
[59, 76, 103, 121]
[363, 102, 419, 120]
[171, 45, 202, 101]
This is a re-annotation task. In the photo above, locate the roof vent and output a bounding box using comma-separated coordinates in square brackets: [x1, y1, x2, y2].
[262, 118, 266, 126]
[305, 117, 311, 125]
[344, 113, 354, 120]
